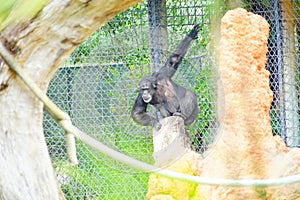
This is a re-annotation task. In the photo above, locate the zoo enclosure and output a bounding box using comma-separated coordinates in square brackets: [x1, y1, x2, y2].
[43, 0, 300, 199]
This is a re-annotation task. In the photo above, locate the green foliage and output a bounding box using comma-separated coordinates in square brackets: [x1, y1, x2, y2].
[68, 3, 148, 66]
[195, 67, 214, 124]
[188, 65, 216, 151]
[104, 3, 148, 35]
[0, 0, 50, 31]
[269, 109, 281, 136]
[0, 0, 16, 25]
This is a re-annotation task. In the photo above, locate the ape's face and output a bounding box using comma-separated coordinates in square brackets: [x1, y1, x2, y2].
[139, 78, 156, 103]
[141, 88, 152, 103]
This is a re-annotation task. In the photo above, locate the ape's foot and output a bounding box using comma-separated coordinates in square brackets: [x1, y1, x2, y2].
[173, 112, 186, 120]
[154, 122, 162, 131]
[173, 112, 182, 116]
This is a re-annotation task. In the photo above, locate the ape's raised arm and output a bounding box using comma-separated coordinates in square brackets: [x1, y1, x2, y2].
[157, 24, 200, 79]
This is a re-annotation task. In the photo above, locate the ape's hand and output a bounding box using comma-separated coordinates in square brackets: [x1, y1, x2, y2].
[188, 24, 200, 39]
[154, 122, 162, 131]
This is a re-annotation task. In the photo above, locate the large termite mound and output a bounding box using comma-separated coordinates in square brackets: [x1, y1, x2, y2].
[147, 8, 300, 200]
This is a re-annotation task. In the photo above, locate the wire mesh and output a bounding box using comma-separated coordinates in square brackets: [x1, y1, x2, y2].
[246, 0, 300, 146]
[43, 0, 300, 199]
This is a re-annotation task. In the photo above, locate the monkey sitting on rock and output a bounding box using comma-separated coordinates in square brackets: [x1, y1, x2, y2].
[131, 25, 200, 129]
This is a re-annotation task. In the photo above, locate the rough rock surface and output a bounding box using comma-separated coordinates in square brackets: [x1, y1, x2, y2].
[147, 8, 300, 200]
[147, 116, 202, 200]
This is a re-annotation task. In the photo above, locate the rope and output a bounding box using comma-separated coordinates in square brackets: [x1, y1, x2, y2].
[1, 42, 300, 187]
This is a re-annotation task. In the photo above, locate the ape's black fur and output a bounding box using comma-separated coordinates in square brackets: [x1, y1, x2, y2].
[131, 25, 200, 128]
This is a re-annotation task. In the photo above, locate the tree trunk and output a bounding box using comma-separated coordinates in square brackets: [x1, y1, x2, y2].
[0, 0, 141, 199]
[280, 0, 300, 147]
[152, 116, 192, 167]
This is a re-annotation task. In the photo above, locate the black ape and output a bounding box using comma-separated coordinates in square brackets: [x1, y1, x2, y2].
[131, 25, 200, 128]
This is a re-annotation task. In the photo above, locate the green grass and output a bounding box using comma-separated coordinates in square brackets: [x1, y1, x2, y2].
[54, 140, 150, 200]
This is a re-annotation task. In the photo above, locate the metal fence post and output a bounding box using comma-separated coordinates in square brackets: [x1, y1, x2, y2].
[280, 0, 300, 147]
[147, 0, 169, 73]
[273, 0, 287, 143]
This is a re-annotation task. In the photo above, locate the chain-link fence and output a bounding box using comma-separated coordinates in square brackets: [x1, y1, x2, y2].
[43, 0, 300, 199]
[246, 0, 300, 147]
